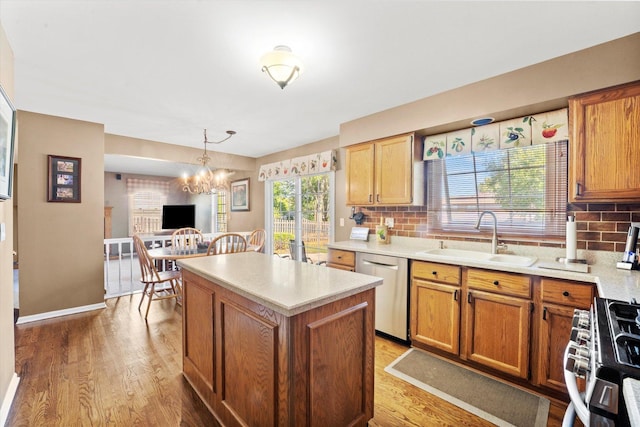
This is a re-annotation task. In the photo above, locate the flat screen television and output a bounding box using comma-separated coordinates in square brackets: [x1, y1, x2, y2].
[162, 204, 196, 230]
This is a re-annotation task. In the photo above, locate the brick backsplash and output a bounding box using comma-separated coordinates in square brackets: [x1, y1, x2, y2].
[355, 203, 640, 252]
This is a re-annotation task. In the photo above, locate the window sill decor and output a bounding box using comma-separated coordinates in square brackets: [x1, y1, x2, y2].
[258, 150, 337, 182]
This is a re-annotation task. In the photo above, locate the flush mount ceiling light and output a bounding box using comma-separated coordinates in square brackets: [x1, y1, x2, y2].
[182, 129, 236, 195]
[260, 45, 304, 89]
[470, 117, 495, 126]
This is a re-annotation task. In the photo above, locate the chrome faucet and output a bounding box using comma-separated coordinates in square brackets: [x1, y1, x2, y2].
[475, 211, 498, 254]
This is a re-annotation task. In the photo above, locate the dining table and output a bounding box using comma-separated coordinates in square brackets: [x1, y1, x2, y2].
[146, 245, 210, 261]
[146, 245, 211, 273]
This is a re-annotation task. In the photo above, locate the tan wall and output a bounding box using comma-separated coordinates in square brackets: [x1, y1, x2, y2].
[0, 21, 16, 422]
[17, 111, 105, 316]
[105, 133, 256, 172]
[340, 32, 640, 146]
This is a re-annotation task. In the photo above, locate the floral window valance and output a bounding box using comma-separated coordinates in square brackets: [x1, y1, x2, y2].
[258, 150, 337, 182]
[423, 108, 568, 160]
[126, 178, 170, 195]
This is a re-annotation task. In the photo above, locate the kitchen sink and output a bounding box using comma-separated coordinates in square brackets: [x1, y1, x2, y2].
[487, 254, 537, 267]
[416, 248, 537, 267]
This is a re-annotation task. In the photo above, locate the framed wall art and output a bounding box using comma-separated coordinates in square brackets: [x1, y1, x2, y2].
[230, 178, 249, 211]
[48, 155, 81, 203]
[0, 85, 16, 200]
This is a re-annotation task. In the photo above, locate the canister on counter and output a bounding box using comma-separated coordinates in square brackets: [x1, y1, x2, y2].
[376, 218, 389, 244]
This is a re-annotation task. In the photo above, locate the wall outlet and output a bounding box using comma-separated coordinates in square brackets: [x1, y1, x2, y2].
[340, 218, 345, 227]
[384, 217, 394, 228]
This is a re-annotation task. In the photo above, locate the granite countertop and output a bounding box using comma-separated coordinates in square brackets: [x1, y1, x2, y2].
[177, 251, 382, 317]
[328, 237, 640, 302]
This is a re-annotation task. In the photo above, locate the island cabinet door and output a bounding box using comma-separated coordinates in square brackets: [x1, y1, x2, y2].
[290, 289, 375, 427]
[215, 292, 286, 427]
[182, 271, 217, 407]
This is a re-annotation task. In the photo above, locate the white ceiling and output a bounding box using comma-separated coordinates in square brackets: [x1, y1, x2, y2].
[1, 1, 640, 177]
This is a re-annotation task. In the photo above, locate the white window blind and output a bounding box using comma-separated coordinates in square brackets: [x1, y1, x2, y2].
[216, 191, 228, 232]
[426, 141, 567, 237]
[129, 191, 167, 235]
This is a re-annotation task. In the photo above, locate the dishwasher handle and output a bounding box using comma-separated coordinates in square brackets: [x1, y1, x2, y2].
[361, 259, 399, 270]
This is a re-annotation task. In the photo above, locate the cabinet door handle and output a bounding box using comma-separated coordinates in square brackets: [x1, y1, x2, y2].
[543, 307, 547, 321]
[453, 290, 458, 301]
[575, 183, 582, 197]
[337, 256, 342, 259]
[376, 194, 380, 202]
[493, 280, 499, 286]
[467, 292, 472, 304]
[562, 291, 570, 297]
[368, 194, 372, 203]
[432, 271, 437, 276]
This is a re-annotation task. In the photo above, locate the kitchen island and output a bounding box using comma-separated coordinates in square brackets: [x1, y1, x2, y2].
[176, 252, 382, 427]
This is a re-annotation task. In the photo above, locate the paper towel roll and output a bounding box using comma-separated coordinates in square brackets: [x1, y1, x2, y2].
[566, 216, 577, 260]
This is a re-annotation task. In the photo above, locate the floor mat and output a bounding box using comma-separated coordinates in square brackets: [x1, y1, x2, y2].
[385, 348, 549, 427]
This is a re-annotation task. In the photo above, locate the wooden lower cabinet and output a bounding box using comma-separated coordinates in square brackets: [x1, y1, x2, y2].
[462, 268, 532, 379]
[409, 262, 596, 397]
[536, 303, 576, 391]
[410, 261, 462, 355]
[535, 278, 594, 393]
[463, 289, 531, 379]
[182, 269, 375, 427]
[412, 280, 460, 354]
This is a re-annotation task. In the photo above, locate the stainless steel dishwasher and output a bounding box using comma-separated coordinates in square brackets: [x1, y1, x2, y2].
[355, 252, 408, 342]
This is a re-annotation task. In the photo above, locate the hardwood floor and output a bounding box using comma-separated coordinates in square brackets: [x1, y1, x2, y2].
[8, 296, 573, 426]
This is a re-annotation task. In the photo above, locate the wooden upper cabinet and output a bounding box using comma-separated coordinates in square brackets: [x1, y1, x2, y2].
[569, 81, 640, 202]
[345, 143, 375, 205]
[375, 134, 413, 204]
[346, 133, 415, 205]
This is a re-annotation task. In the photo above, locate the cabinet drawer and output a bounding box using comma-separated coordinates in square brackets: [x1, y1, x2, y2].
[412, 261, 460, 285]
[541, 278, 593, 308]
[467, 268, 531, 299]
[327, 249, 355, 268]
[326, 262, 354, 272]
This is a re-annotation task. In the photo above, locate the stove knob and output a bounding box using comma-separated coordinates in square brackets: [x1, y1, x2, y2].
[572, 309, 590, 327]
[573, 308, 591, 317]
[566, 354, 590, 378]
[570, 328, 591, 345]
[568, 344, 590, 360]
[572, 314, 590, 329]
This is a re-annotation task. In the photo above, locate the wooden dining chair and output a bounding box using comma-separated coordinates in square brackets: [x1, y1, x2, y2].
[133, 234, 182, 320]
[171, 227, 204, 249]
[207, 233, 247, 255]
[247, 228, 266, 253]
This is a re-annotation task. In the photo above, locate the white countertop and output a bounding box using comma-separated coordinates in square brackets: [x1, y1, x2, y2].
[177, 251, 382, 316]
[328, 237, 640, 302]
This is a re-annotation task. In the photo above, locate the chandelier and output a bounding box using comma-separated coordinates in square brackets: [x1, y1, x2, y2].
[260, 45, 304, 89]
[182, 129, 236, 195]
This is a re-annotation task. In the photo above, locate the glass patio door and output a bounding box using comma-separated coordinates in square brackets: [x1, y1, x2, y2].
[268, 173, 333, 263]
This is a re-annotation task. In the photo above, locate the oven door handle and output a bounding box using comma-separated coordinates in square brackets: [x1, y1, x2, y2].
[563, 342, 590, 425]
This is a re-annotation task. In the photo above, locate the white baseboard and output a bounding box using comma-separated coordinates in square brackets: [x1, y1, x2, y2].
[0, 372, 20, 426]
[15, 302, 107, 325]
